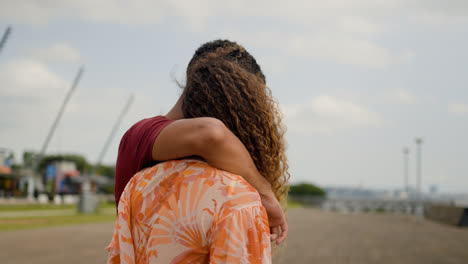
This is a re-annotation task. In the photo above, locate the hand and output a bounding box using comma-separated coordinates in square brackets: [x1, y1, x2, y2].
[260, 193, 288, 245]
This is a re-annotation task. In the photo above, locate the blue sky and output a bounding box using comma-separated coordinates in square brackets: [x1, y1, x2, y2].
[1, 1, 467, 193]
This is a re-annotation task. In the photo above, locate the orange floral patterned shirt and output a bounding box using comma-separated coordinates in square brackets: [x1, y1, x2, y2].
[106, 159, 271, 263]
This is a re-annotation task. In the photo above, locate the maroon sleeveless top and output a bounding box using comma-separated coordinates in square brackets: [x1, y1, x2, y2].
[114, 116, 174, 208]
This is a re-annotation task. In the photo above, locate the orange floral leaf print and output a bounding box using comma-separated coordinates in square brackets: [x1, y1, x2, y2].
[106, 160, 271, 264]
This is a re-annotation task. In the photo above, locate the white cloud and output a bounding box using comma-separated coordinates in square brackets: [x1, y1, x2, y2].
[0, 0, 181, 26]
[407, 0, 468, 25]
[283, 95, 383, 133]
[223, 30, 413, 68]
[29, 43, 81, 64]
[0, 58, 67, 99]
[448, 103, 468, 115]
[0, 54, 180, 166]
[8, 0, 452, 69]
[2, 0, 467, 27]
[256, 55, 287, 74]
[391, 89, 420, 104]
[0, 0, 155, 25]
[288, 33, 414, 68]
[336, 16, 381, 35]
[0, 58, 69, 158]
[0, 57, 152, 165]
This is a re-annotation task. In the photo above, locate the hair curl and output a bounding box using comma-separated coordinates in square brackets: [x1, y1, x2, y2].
[182, 41, 290, 204]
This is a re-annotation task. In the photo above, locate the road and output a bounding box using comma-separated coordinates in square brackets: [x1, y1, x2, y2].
[1, 208, 467, 264]
[274, 208, 468, 264]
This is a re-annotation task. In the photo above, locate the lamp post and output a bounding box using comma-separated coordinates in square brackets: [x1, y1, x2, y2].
[403, 147, 409, 195]
[415, 138, 424, 222]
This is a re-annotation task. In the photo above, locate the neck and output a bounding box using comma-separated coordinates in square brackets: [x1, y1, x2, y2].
[165, 96, 184, 120]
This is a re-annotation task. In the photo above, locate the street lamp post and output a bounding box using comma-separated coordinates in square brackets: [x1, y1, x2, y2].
[403, 147, 409, 195]
[415, 137, 424, 222]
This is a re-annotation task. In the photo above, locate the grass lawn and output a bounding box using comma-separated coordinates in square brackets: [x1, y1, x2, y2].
[0, 202, 117, 232]
[0, 212, 116, 232]
[1, 200, 301, 232]
[287, 200, 303, 209]
[0, 204, 77, 212]
[0, 201, 116, 212]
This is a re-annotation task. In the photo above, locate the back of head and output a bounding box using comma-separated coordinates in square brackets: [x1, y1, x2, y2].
[182, 40, 289, 203]
[187, 39, 266, 83]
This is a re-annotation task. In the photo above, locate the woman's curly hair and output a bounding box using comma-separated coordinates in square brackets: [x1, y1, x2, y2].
[182, 40, 290, 204]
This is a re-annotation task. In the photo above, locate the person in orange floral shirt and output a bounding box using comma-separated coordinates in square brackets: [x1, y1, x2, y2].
[107, 160, 271, 263]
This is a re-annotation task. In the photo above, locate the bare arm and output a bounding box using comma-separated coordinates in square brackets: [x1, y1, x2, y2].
[153, 117, 287, 243]
[153, 117, 272, 196]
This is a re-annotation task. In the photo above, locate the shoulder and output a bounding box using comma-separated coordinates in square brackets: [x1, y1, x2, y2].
[120, 116, 173, 143]
[127, 115, 172, 135]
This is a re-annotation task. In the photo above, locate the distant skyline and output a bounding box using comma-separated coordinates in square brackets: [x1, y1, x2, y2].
[1, 1, 467, 193]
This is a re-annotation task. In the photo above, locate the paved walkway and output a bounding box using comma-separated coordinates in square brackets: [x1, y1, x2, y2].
[274, 208, 468, 264]
[1, 208, 467, 264]
[0, 222, 114, 264]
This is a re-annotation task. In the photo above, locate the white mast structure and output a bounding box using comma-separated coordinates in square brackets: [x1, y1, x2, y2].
[78, 95, 134, 213]
[28, 67, 84, 200]
[0, 26, 12, 57]
[415, 137, 424, 222]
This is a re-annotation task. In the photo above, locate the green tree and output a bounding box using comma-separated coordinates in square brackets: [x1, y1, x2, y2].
[39, 154, 92, 173]
[289, 183, 326, 197]
[38, 153, 115, 177]
[23, 151, 39, 169]
[7, 152, 14, 163]
[95, 164, 115, 178]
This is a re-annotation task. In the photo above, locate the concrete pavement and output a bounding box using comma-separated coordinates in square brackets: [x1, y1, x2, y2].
[1, 208, 468, 264]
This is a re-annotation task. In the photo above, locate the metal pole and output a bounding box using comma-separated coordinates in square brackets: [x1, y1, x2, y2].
[403, 147, 409, 195]
[79, 94, 134, 214]
[92, 94, 134, 175]
[0, 26, 12, 56]
[28, 67, 84, 200]
[35, 67, 84, 167]
[415, 138, 423, 222]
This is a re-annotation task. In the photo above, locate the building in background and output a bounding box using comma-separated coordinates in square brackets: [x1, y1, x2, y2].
[0, 148, 12, 174]
[0, 148, 21, 197]
[45, 160, 80, 195]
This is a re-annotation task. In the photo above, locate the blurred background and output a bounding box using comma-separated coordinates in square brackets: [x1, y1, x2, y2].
[0, 1, 467, 263]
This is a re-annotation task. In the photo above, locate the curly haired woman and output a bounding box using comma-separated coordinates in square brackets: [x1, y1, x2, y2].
[107, 40, 289, 263]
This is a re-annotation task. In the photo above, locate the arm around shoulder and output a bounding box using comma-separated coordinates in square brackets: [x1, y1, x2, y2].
[152, 117, 227, 161]
[154, 116, 273, 196]
[152, 116, 287, 243]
